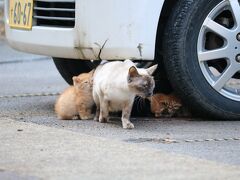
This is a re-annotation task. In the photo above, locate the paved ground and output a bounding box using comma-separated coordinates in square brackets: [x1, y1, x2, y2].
[1, 39, 240, 179]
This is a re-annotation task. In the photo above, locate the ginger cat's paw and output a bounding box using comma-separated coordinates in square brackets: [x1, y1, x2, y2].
[57, 114, 78, 120]
[122, 122, 134, 129]
[80, 114, 94, 120]
[72, 115, 79, 120]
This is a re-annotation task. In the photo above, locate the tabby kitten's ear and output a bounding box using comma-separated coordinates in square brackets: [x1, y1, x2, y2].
[146, 64, 158, 75]
[174, 102, 182, 109]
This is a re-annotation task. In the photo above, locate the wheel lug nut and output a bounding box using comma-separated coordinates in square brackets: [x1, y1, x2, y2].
[237, 33, 240, 41]
[236, 54, 240, 62]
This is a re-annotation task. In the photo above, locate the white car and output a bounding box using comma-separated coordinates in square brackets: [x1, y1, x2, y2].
[4, 0, 240, 119]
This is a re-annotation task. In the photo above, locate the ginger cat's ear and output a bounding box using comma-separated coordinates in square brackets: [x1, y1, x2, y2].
[146, 64, 158, 75]
[128, 66, 139, 78]
[89, 69, 95, 76]
[72, 76, 79, 86]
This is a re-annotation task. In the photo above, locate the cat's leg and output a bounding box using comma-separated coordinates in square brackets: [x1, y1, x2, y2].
[93, 92, 100, 121]
[94, 105, 100, 121]
[99, 98, 109, 123]
[121, 101, 134, 129]
[78, 106, 94, 120]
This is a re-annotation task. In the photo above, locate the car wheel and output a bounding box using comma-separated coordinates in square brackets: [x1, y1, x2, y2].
[163, 0, 240, 119]
[53, 58, 100, 85]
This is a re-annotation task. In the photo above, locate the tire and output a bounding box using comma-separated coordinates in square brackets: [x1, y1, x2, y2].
[163, 0, 240, 119]
[53, 58, 99, 85]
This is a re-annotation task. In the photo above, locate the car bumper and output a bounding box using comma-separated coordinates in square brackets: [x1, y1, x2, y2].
[5, 0, 164, 60]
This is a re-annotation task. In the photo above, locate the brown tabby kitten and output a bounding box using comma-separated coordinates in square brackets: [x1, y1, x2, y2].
[55, 71, 95, 120]
[149, 93, 182, 118]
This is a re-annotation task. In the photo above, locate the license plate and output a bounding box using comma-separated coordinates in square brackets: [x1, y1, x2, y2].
[9, 0, 33, 30]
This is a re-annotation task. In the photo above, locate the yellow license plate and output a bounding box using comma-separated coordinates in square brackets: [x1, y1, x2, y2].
[9, 0, 33, 30]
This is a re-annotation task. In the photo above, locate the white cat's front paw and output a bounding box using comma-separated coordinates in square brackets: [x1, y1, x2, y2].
[122, 122, 134, 129]
[99, 117, 108, 123]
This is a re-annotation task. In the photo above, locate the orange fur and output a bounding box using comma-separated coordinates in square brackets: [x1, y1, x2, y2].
[149, 93, 182, 118]
[55, 71, 95, 120]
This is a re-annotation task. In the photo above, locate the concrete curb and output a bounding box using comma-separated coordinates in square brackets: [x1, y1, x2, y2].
[1, 118, 240, 180]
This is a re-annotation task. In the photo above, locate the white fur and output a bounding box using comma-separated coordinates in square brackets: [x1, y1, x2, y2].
[93, 59, 157, 129]
[93, 60, 152, 110]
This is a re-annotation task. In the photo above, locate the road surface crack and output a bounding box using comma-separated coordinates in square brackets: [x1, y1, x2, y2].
[125, 137, 240, 144]
[0, 92, 60, 99]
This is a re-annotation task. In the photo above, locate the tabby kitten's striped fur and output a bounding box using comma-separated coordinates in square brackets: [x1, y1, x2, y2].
[149, 93, 182, 118]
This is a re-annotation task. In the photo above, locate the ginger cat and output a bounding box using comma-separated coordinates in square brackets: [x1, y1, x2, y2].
[55, 71, 95, 120]
[149, 93, 182, 118]
[93, 59, 157, 129]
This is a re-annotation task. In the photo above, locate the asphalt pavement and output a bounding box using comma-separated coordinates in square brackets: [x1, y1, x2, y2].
[0, 39, 240, 179]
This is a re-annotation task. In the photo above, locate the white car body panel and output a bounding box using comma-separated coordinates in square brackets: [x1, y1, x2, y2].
[5, 0, 165, 60]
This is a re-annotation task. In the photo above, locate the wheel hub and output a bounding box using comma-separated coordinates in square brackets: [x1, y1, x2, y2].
[198, 0, 240, 101]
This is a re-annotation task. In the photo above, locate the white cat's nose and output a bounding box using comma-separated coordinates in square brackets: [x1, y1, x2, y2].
[146, 92, 153, 97]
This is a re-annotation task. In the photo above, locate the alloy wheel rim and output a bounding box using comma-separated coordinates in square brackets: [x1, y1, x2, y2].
[198, 0, 240, 101]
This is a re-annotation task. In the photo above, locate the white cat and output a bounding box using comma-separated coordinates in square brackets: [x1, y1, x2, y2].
[92, 59, 157, 129]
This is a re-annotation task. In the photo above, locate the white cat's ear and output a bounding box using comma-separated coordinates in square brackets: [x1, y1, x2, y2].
[146, 64, 158, 75]
[128, 66, 139, 78]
